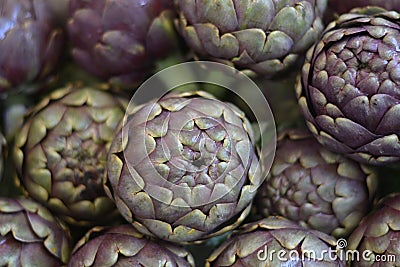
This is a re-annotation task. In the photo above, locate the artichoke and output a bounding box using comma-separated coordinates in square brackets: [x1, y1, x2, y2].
[107, 90, 263, 244]
[175, 0, 327, 77]
[347, 193, 400, 266]
[14, 84, 127, 225]
[0, 0, 64, 94]
[328, 0, 400, 15]
[0, 197, 72, 266]
[206, 216, 346, 266]
[296, 7, 400, 165]
[67, 0, 180, 87]
[257, 129, 377, 238]
[68, 224, 195, 266]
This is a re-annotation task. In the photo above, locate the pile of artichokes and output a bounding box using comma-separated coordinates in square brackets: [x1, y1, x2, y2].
[1, 0, 400, 266]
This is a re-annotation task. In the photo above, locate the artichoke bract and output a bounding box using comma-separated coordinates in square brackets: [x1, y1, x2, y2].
[206, 216, 346, 266]
[328, 0, 400, 15]
[107, 91, 263, 244]
[296, 7, 400, 165]
[175, 0, 327, 77]
[257, 129, 378, 238]
[347, 193, 400, 266]
[0, 0, 64, 94]
[68, 224, 195, 267]
[67, 0, 179, 88]
[14, 84, 127, 225]
[0, 197, 72, 266]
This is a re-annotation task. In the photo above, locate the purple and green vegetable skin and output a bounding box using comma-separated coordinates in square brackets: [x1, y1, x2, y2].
[257, 129, 377, 238]
[347, 193, 400, 266]
[106, 91, 263, 244]
[67, 0, 179, 88]
[0, 197, 72, 266]
[175, 0, 327, 77]
[68, 225, 195, 267]
[206, 216, 346, 266]
[296, 7, 400, 165]
[13, 84, 127, 226]
[328, 0, 400, 15]
[0, 0, 63, 94]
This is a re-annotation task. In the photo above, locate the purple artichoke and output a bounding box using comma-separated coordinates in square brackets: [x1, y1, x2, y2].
[67, 0, 180, 88]
[329, 0, 400, 15]
[347, 193, 400, 266]
[0, 0, 64, 94]
[206, 216, 346, 266]
[68, 225, 195, 266]
[0, 197, 72, 266]
[296, 7, 400, 165]
[106, 90, 263, 244]
[257, 129, 378, 238]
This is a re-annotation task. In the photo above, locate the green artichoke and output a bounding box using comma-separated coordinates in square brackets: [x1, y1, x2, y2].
[0, 197, 72, 266]
[347, 193, 400, 266]
[296, 7, 400, 165]
[107, 91, 263, 244]
[206, 216, 346, 266]
[14, 84, 127, 225]
[175, 0, 327, 77]
[257, 129, 377, 238]
[68, 224, 195, 266]
[67, 0, 180, 87]
[0, 0, 64, 95]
